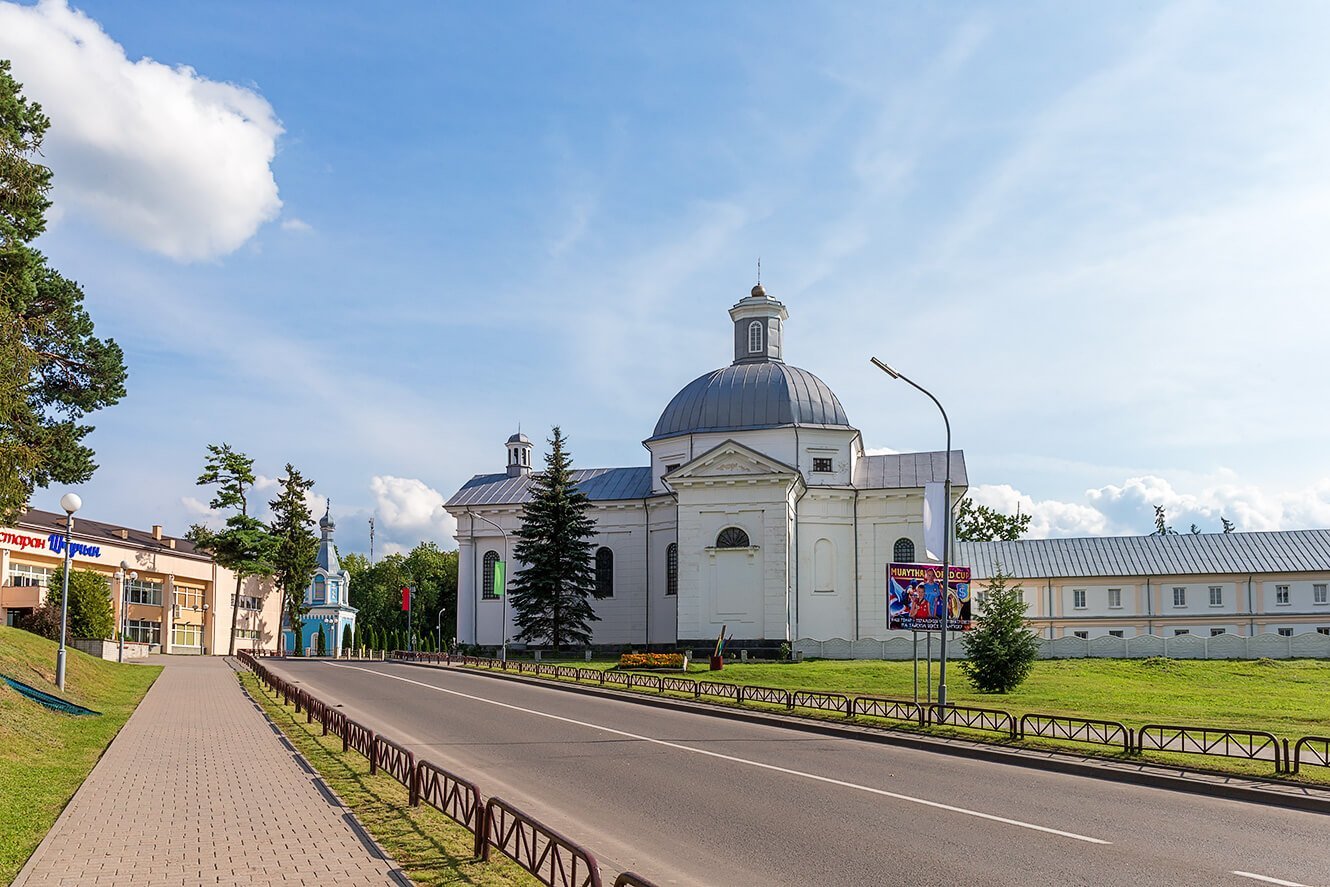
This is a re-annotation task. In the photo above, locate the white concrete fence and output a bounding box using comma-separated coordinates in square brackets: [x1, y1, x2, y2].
[794, 631, 1330, 660]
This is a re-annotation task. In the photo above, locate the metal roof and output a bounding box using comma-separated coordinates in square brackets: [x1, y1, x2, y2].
[853, 451, 968, 489]
[957, 530, 1330, 579]
[446, 466, 654, 508]
[14, 508, 208, 559]
[648, 362, 852, 442]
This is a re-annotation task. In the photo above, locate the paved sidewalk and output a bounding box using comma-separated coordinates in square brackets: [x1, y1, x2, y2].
[15, 655, 405, 886]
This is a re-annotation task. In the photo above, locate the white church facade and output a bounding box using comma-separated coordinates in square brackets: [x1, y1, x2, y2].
[446, 283, 965, 649]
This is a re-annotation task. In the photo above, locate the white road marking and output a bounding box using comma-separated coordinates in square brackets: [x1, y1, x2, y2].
[327, 662, 1111, 845]
[1232, 872, 1314, 887]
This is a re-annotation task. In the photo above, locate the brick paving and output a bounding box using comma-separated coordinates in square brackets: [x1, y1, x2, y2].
[14, 655, 405, 886]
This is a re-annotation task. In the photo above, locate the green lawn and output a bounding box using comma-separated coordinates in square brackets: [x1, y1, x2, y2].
[0, 625, 160, 885]
[239, 672, 537, 887]
[498, 655, 1330, 782]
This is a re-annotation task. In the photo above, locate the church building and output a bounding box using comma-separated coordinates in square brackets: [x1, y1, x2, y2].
[282, 504, 358, 653]
[446, 283, 966, 649]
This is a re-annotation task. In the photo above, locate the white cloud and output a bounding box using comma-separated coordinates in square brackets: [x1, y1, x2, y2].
[280, 217, 312, 233]
[370, 476, 458, 549]
[865, 447, 899, 456]
[0, 0, 282, 260]
[968, 472, 1330, 539]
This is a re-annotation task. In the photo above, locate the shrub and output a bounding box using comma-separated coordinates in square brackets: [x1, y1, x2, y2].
[959, 568, 1039, 693]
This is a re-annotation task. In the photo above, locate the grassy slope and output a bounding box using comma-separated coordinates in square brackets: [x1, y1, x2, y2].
[239, 672, 538, 887]
[0, 626, 161, 885]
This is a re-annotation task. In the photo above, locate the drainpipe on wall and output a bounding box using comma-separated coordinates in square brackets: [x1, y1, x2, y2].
[1146, 577, 1153, 636]
[1247, 574, 1254, 636]
[852, 487, 860, 642]
[790, 481, 808, 644]
[1047, 579, 1054, 639]
[643, 496, 650, 649]
[469, 512, 478, 645]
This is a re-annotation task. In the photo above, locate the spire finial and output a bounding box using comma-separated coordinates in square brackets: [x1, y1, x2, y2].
[757, 256, 761, 285]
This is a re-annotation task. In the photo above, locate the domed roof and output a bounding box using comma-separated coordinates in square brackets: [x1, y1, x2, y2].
[507, 432, 530, 444]
[650, 362, 852, 441]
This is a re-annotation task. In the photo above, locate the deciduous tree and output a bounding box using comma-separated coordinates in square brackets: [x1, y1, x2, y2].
[509, 426, 601, 650]
[954, 497, 1031, 542]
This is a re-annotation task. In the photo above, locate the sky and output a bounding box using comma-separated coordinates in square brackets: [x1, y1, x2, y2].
[4, 0, 1330, 554]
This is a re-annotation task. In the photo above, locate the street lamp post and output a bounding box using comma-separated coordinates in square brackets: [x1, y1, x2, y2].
[437, 607, 446, 653]
[55, 492, 82, 691]
[871, 357, 954, 707]
[471, 513, 510, 662]
[116, 561, 137, 663]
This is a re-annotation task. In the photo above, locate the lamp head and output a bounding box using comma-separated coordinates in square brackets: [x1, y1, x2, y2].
[869, 357, 900, 379]
[120, 560, 130, 571]
[60, 492, 82, 515]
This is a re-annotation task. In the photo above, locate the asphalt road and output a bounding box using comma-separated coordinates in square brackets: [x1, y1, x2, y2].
[265, 660, 1329, 887]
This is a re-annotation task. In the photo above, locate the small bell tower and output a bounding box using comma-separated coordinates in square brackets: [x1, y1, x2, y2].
[506, 432, 533, 477]
[730, 281, 789, 365]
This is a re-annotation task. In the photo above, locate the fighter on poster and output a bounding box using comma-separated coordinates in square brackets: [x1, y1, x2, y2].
[887, 562, 973, 632]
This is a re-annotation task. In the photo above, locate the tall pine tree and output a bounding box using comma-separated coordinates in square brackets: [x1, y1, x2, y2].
[269, 464, 318, 655]
[509, 427, 601, 650]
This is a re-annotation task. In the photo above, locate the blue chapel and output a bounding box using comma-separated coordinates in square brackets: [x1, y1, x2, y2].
[283, 504, 358, 654]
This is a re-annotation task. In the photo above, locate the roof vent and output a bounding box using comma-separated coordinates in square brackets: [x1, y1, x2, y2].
[152, 525, 163, 541]
[116, 528, 129, 540]
[167, 539, 177, 550]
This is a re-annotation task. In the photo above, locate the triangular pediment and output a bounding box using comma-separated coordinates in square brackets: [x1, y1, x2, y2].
[667, 439, 800, 483]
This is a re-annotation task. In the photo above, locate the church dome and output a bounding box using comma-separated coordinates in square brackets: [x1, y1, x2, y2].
[650, 362, 852, 441]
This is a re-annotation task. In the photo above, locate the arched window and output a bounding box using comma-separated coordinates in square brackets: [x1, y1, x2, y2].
[482, 550, 500, 600]
[716, 527, 750, 548]
[748, 320, 763, 354]
[814, 538, 834, 592]
[893, 537, 915, 563]
[665, 542, 678, 596]
[595, 547, 614, 597]
[312, 575, 326, 604]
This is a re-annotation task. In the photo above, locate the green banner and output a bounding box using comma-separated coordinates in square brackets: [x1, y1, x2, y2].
[493, 560, 505, 598]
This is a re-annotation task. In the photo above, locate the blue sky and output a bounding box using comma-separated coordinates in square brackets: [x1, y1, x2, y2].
[4, 0, 1330, 552]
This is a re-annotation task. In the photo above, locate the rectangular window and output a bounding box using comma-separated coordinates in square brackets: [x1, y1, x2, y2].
[125, 578, 163, 606]
[1208, 586, 1223, 607]
[1172, 587, 1186, 608]
[812, 457, 833, 473]
[1210, 628, 1226, 637]
[1072, 589, 1087, 610]
[1108, 630, 1125, 638]
[1073, 630, 1088, 639]
[124, 619, 161, 645]
[1314, 584, 1327, 605]
[234, 628, 260, 640]
[1107, 588, 1122, 609]
[1318, 627, 1329, 636]
[1174, 629, 1190, 636]
[7, 563, 53, 588]
[1276, 585, 1290, 606]
[171, 623, 202, 648]
[1277, 627, 1293, 637]
[174, 586, 204, 610]
[231, 594, 262, 611]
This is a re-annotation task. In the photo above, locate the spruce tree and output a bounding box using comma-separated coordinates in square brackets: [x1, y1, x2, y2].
[269, 464, 317, 656]
[509, 426, 600, 651]
[959, 567, 1041, 693]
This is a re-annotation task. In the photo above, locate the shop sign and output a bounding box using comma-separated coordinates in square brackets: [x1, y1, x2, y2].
[0, 529, 102, 559]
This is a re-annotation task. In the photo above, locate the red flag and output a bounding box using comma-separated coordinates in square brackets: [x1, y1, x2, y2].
[401, 586, 411, 612]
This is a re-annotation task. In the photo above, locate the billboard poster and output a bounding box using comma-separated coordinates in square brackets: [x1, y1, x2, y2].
[887, 562, 973, 632]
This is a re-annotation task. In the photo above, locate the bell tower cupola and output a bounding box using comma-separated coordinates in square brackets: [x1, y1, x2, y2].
[506, 431, 533, 478]
[730, 281, 789, 365]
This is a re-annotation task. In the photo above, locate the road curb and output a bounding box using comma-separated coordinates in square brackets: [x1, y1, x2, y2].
[393, 659, 1330, 817]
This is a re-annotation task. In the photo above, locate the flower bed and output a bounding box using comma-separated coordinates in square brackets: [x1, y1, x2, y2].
[617, 652, 686, 669]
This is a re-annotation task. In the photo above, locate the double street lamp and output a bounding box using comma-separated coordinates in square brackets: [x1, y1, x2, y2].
[116, 560, 137, 663]
[871, 357, 955, 708]
[55, 492, 81, 691]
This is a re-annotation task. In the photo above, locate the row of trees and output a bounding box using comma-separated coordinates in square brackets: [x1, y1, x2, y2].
[342, 543, 458, 651]
[185, 443, 321, 656]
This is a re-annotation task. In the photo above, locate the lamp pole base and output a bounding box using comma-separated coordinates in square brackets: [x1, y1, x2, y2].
[56, 647, 67, 691]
